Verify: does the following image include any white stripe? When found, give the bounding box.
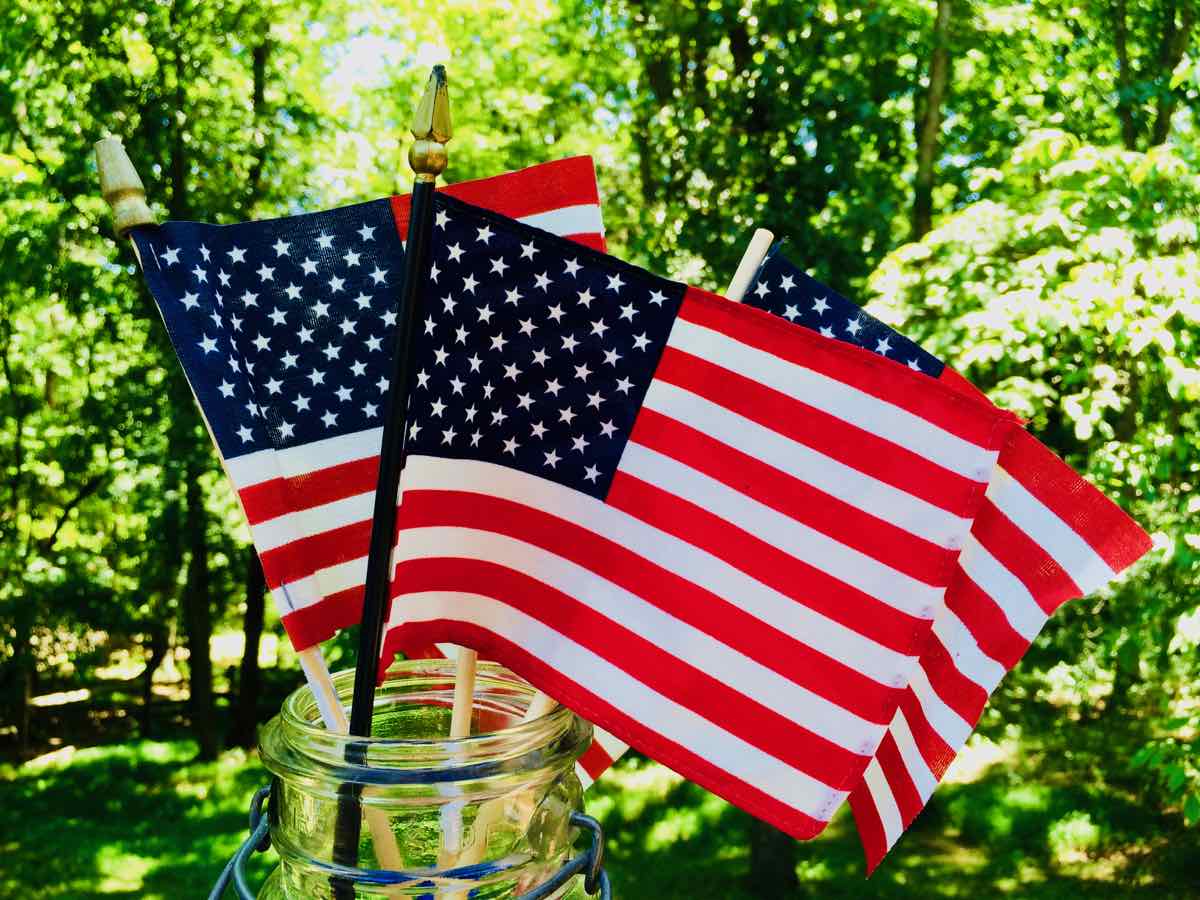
[405,456,914,687]
[394,525,886,755]
[250,491,374,552]
[888,710,938,801]
[517,204,604,239]
[621,442,945,621]
[592,730,630,761]
[575,765,595,789]
[643,379,969,548]
[957,535,1047,641]
[391,590,846,822]
[668,318,998,481]
[225,427,382,487]
[988,465,1117,593]
[861,758,903,848]
[931,608,1007,694]
[907,663,972,751]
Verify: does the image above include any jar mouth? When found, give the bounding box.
[261,659,591,788]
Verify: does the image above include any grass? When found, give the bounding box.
[2,737,1197,898]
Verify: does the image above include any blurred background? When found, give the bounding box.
[2,0,1199,896]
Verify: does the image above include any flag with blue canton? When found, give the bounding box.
[381,192,1028,846]
[128,158,610,652]
[742,246,1150,871]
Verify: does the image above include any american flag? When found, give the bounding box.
[131,156,632,791]
[378,193,1035,840]
[743,251,1152,869]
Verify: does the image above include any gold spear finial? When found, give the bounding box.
[94,137,156,237]
[408,65,451,184]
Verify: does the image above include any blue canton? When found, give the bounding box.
[132,200,406,459]
[404,195,685,499]
[745,250,945,378]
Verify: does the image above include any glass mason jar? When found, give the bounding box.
[256,660,594,898]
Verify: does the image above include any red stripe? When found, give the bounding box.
[919,633,989,727]
[849,788,890,873]
[259,519,372,590]
[279,584,364,651]
[608,472,933,660]
[381,619,832,840]
[678,288,1016,451]
[390,156,604,244]
[652,347,982,517]
[974,497,1081,615]
[238,455,379,525]
[399,488,901,725]
[897,688,955,780]
[630,407,952,587]
[577,740,615,782]
[389,556,871,790]
[1000,428,1150,573]
[875,732,923,826]
[944,572,1028,670]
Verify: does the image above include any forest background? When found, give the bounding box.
[2,0,1199,896]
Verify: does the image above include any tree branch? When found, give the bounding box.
[912,0,955,240]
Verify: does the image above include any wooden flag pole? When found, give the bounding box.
[95,137,405,877]
[725,227,775,301]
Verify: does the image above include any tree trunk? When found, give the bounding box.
[746,815,799,895]
[1112,0,1140,150]
[228,546,266,748]
[12,616,32,756]
[181,464,218,760]
[139,625,169,738]
[911,0,954,240]
[1150,1,1197,146]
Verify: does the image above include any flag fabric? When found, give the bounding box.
[743,251,1153,869]
[378,192,1033,840]
[131,157,605,652]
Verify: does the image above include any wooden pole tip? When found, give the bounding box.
[95,137,156,237]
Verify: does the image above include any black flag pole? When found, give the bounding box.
[331,65,451,889]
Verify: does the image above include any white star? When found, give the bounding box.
[265,377,283,395]
[467,354,483,373]
[301,258,318,275]
[516,393,534,411]
[462,273,478,294]
[572,434,590,453]
[269,308,287,327]
[491,333,508,352]
[209,311,222,329]
[309,369,326,386]
[476,224,494,244]
[281,351,299,368]
[619,303,636,322]
[531,421,548,439]
[252,333,270,352]
[321,410,338,428]
[377,377,389,393]
[783,304,800,321]
[876,337,892,355]
[632,333,650,351]
[236,425,254,442]
[430,263,440,283]
[349,292,370,310]
[340,319,358,337]
[181,291,200,310]
[199,245,210,261]
[365,335,383,352]
[317,233,334,250]
[547,304,565,323]
[381,310,397,327]
[488,257,509,278]
[520,240,538,260]
[603,348,622,366]
[586,391,604,409]
[279,421,295,439]
[606,273,624,292]
[343,248,361,267]
[417,370,431,389]
[449,376,466,395]
[465,405,478,423]
[447,244,464,263]
[198,334,219,354]
[313,300,330,318]
[408,420,421,439]
[162,246,181,265]
[441,426,457,445]
[599,420,617,438]
[218,270,231,287]
[455,325,469,344]
[907,359,922,372]
[240,289,258,307]
[322,342,340,361]
[846,317,863,337]
[564,258,581,277]
[780,274,796,292]
[503,362,521,381]
[478,305,494,324]
[574,362,592,381]
[576,288,594,308]
[648,289,666,306]
[559,406,577,425]
[534,272,551,291]
[363,401,379,417]
[442,295,457,314]
[490,407,506,425]
[753,280,770,298]
[545,378,562,396]
[518,318,536,337]
[544,449,561,468]
[615,376,633,394]
[293,394,312,414]
[369,266,387,285]
[531,348,549,366]
[433,346,449,366]
[358,223,376,241]
[229,315,243,332]
[430,398,447,418]
[350,360,367,377]
[812,296,830,315]
[272,237,290,257]
[229,246,247,264]
[434,210,449,228]
[819,325,835,338]
[192,265,208,283]
[504,286,522,305]
[470,430,482,447]
[285,283,302,301]
[218,380,235,398]
[503,436,520,455]
[583,464,601,483]
[335,385,352,402]
[328,274,345,293]
[590,319,608,337]
[561,334,579,353]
